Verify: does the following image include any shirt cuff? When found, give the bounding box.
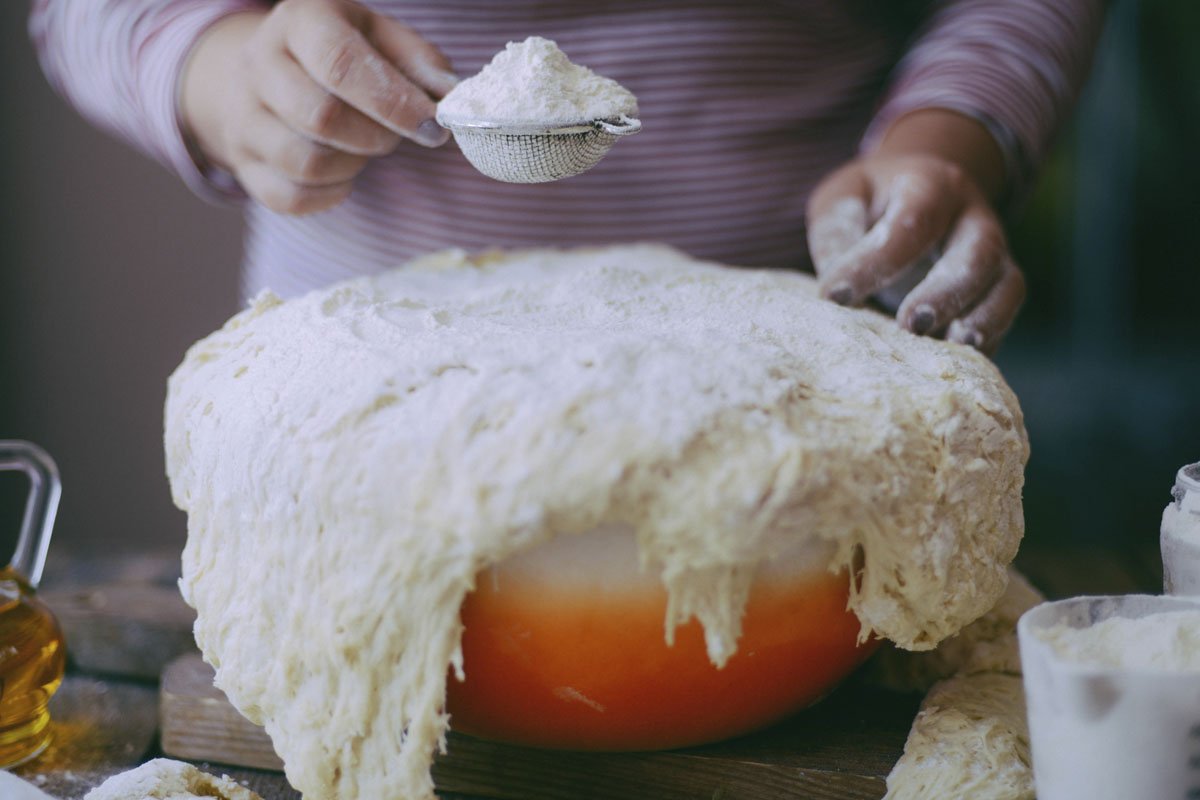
[142,1,265,205]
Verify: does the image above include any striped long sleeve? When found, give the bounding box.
[31,1,1106,298]
[30,0,263,201]
[863,0,1107,196]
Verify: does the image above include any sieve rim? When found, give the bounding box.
[440,120,593,136]
[436,114,641,138]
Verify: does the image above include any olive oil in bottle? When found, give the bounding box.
[0,441,66,768]
[0,566,64,767]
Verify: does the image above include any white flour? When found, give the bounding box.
[437,36,638,125]
[1035,610,1200,671]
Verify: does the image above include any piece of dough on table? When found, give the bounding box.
[884,673,1033,800]
[83,758,263,800]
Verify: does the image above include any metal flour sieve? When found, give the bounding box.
[437,115,642,184]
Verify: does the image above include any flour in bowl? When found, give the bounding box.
[1034,610,1200,671]
[437,36,638,125]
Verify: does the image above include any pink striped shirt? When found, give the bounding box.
[31,0,1104,300]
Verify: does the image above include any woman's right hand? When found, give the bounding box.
[180,0,458,215]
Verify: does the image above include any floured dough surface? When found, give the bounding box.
[884,673,1033,800]
[83,759,262,800]
[165,244,1027,800]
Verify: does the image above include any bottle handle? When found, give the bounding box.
[0,441,61,588]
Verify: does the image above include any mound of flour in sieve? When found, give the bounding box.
[437,36,638,125]
[165,244,1028,800]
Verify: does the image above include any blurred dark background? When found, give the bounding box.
[1,0,1196,568]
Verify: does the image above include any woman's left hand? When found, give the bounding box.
[805,111,1026,355]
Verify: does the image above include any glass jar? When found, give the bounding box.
[1161,462,1200,595]
[0,441,65,768]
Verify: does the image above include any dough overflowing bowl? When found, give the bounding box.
[164,245,1028,800]
[446,525,877,750]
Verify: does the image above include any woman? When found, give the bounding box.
[31,0,1104,352]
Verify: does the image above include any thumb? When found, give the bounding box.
[806,166,871,280]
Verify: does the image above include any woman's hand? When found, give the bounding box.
[180,0,458,215]
[806,110,1026,354]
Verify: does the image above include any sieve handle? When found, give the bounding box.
[595,115,642,136]
[0,440,61,588]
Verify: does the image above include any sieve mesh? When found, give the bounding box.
[440,116,642,184]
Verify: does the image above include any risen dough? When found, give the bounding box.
[165,245,1027,800]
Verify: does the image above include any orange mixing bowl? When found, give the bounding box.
[446,526,878,750]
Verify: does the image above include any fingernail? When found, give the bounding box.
[826,283,855,306]
[949,323,984,349]
[910,305,936,335]
[414,118,449,147]
[438,69,461,86]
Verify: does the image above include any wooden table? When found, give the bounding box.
[12,545,1162,800]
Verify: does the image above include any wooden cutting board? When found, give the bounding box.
[161,653,918,800]
[42,583,198,680]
